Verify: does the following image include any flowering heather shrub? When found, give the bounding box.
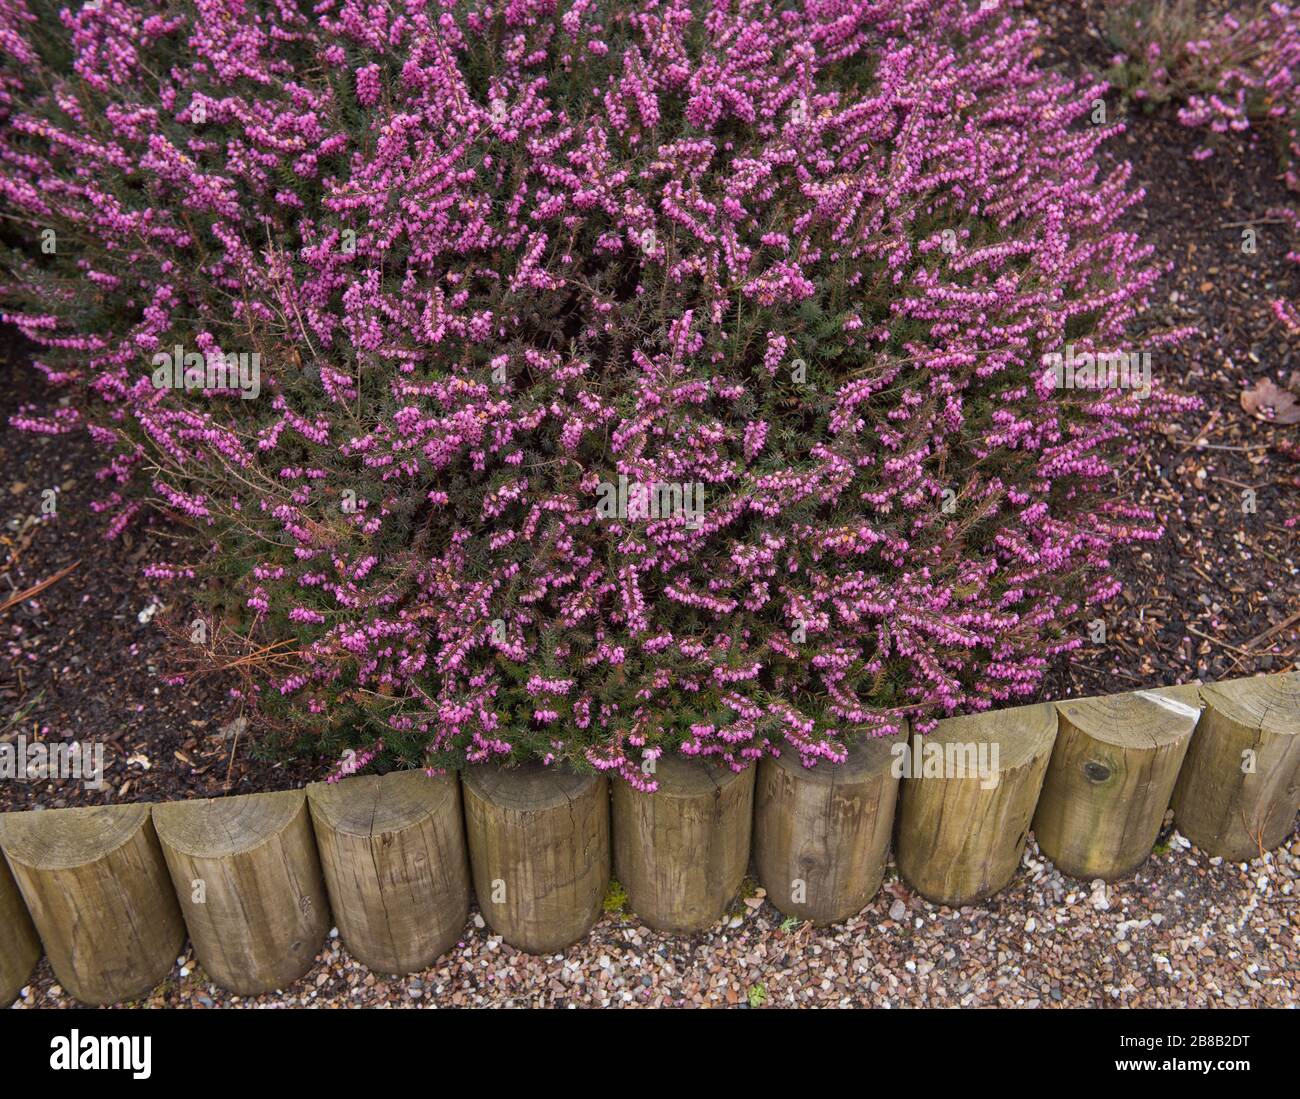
[0,0,1193,783]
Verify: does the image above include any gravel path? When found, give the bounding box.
[11,819,1297,1009]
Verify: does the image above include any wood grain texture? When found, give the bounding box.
[1033,684,1201,881]
[0,803,184,1004]
[308,770,470,974]
[1171,673,1300,861]
[754,730,904,924]
[0,852,41,1007]
[462,762,609,954]
[153,790,330,995]
[612,755,755,933]
[897,703,1057,906]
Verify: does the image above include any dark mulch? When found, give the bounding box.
[1035,5,1300,701]
[0,336,317,812]
[1,3,1296,811]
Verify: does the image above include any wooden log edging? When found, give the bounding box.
[0,803,184,1005]
[462,761,609,954]
[1171,673,1300,861]
[0,849,42,1007]
[153,790,330,996]
[754,730,903,924]
[1033,684,1201,881]
[613,755,755,933]
[896,702,1057,906]
[308,770,470,975]
[0,671,1294,1003]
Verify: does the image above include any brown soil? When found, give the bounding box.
[0,336,317,811]
[1033,1,1300,702]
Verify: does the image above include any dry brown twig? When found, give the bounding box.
[0,559,80,616]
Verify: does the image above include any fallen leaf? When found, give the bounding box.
[1241,378,1300,424]
[217,716,248,742]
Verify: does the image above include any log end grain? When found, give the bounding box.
[1199,673,1299,739]
[0,803,183,1005]
[0,801,154,868]
[897,702,1056,906]
[1034,686,1200,881]
[308,769,458,835]
[153,790,329,996]
[153,788,308,858]
[463,759,599,811]
[755,729,905,924]
[308,770,471,973]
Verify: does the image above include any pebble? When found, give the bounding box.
[1090,880,1111,911]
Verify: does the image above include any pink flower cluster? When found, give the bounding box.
[0,0,1192,783]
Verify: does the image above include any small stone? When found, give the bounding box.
[1090,880,1110,911]
[889,899,906,921]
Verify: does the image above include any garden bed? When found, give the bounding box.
[0,0,1296,1015]
[3,88,1295,810]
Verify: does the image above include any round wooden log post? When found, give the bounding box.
[462,762,609,954]
[153,790,330,995]
[0,854,41,1007]
[896,703,1057,906]
[1171,674,1300,861]
[612,755,756,933]
[308,770,471,974]
[754,731,904,924]
[0,804,184,1005]
[1033,685,1201,881]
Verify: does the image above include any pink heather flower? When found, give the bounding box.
[355,63,382,107]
